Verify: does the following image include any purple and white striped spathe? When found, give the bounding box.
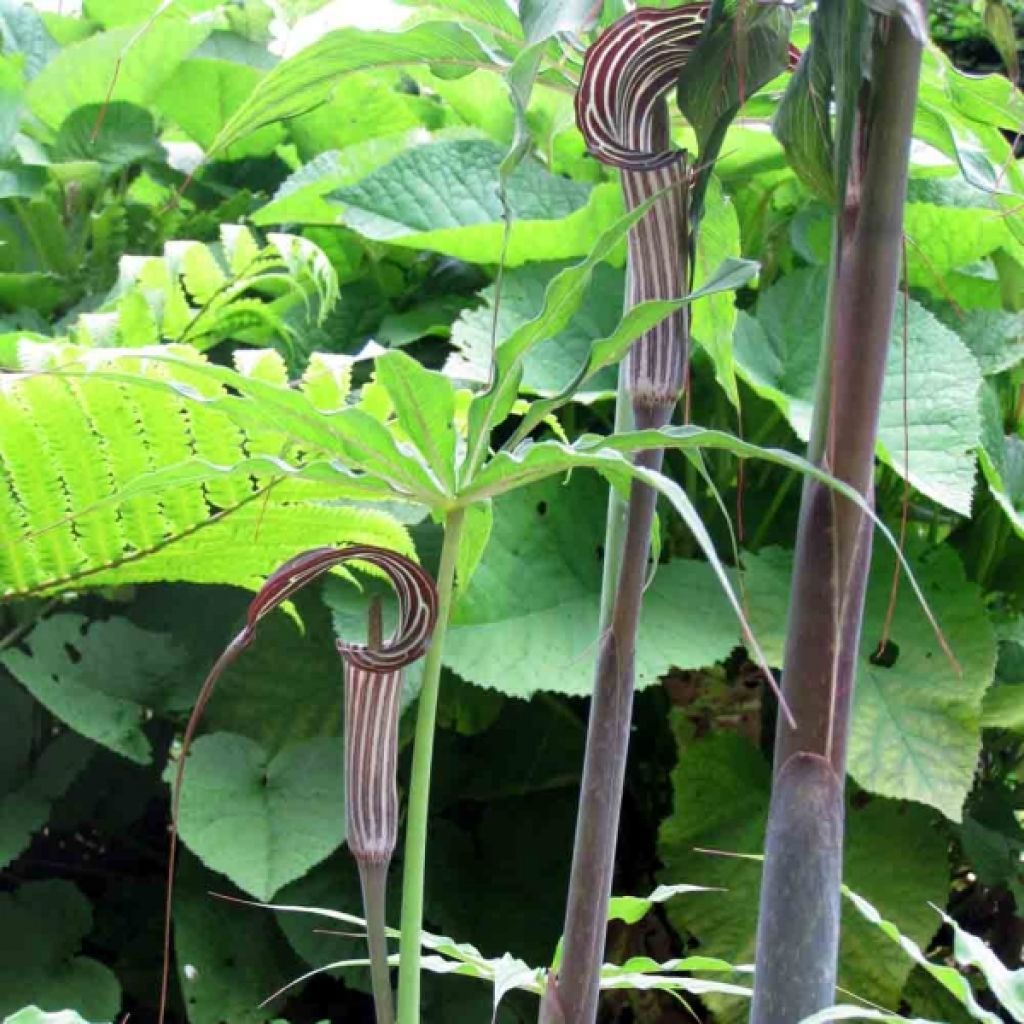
[344,662,402,863]
[246,544,439,672]
[576,6,706,409]
[574,4,708,172]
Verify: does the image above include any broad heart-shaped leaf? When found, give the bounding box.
[2,614,187,765]
[733,266,983,515]
[929,303,1024,377]
[0,880,120,1021]
[208,21,498,158]
[331,140,625,267]
[173,854,302,1024]
[52,102,163,171]
[443,473,739,696]
[656,728,950,1024]
[374,350,458,494]
[449,261,624,398]
[172,733,345,902]
[742,544,995,821]
[26,21,209,130]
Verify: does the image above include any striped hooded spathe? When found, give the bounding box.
[575,4,708,413]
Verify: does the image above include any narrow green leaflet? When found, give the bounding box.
[2,614,186,764]
[374,350,458,494]
[733,267,983,514]
[743,545,995,821]
[450,261,623,397]
[463,194,655,472]
[331,139,624,266]
[506,259,759,445]
[208,22,498,157]
[842,887,1001,1024]
[172,733,346,902]
[444,474,739,696]
[0,881,120,1022]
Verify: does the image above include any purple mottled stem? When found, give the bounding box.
[752,7,926,1021]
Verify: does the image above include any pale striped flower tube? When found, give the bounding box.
[343,660,402,863]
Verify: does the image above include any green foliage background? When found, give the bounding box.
[0,1,1022,1022]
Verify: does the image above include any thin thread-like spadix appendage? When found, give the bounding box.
[344,661,402,864]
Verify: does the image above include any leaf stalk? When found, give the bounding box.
[395,506,466,1024]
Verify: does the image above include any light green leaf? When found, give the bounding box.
[172,733,346,901]
[691,177,745,406]
[0,881,120,1021]
[154,58,286,161]
[2,614,186,764]
[209,21,497,157]
[656,728,950,1024]
[940,907,1024,1018]
[285,70,436,163]
[26,21,209,130]
[444,473,739,696]
[733,267,983,514]
[743,545,996,820]
[332,139,623,267]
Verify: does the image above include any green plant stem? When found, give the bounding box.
[359,860,395,1024]
[751,7,926,1022]
[396,506,466,1024]
[550,404,670,1024]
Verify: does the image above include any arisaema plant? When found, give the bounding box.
[159,545,439,1024]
